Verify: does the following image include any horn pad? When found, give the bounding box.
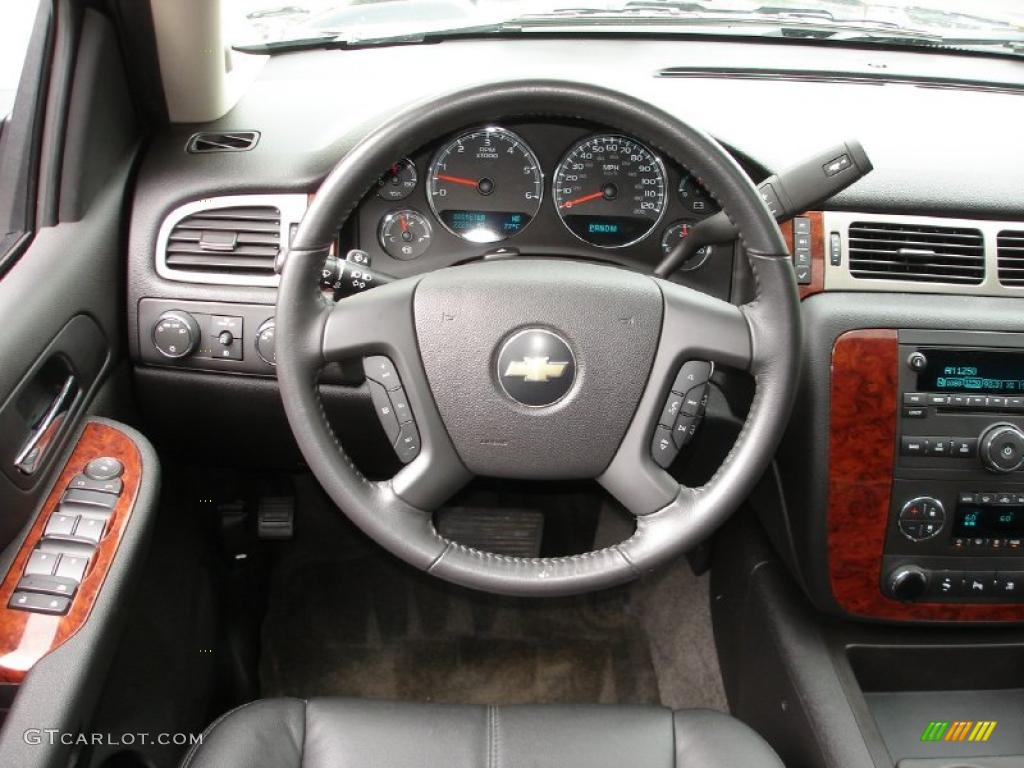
[413,259,662,478]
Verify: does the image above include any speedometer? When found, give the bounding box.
[427,127,543,243]
[553,134,667,247]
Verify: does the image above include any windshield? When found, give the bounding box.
[228,0,1024,51]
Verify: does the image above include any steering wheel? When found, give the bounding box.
[276,81,800,597]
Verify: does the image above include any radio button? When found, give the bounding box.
[968,395,988,408]
[990,396,1008,409]
[903,392,927,406]
[902,407,926,419]
[928,394,950,406]
[1009,397,1024,411]
[951,395,968,407]
[980,423,1024,473]
[950,437,978,458]
[901,437,926,456]
[926,438,951,457]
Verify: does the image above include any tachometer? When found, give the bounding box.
[553,134,667,247]
[427,127,543,243]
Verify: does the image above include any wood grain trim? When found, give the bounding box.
[827,330,1024,621]
[0,423,141,683]
[779,210,825,300]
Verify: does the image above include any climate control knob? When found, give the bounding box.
[888,565,928,602]
[152,311,199,359]
[980,423,1024,473]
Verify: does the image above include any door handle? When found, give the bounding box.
[13,374,78,475]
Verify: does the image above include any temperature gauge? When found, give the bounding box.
[660,221,711,271]
[379,209,432,260]
[377,158,418,201]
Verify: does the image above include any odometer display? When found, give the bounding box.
[553,135,667,247]
[427,127,543,243]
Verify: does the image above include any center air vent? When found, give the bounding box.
[166,206,281,277]
[997,231,1024,287]
[187,131,260,153]
[847,221,984,284]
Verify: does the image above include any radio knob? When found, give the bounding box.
[980,423,1024,473]
[888,565,929,602]
[152,311,199,359]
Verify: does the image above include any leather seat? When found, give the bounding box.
[182,698,784,768]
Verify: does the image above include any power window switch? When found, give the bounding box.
[8,591,70,615]
[55,553,90,583]
[68,474,123,495]
[61,488,117,510]
[44,512,79,538]
[72,517,106,544]
[25,550,60,577]
[17,574,79,598]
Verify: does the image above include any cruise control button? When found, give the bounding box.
[659,393,685,427]
[363,356,401,390]
[84,457,123,481]
[367,380,401,444]
[394,422,421,464]
[8,591,70,615]
[672,361,711,394]
[68,474,123,495]
[651,426,679,469]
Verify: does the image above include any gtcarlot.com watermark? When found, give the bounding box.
[24,730,202,747]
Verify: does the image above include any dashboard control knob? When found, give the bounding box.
[888,565,928,602]
[907,351,928,372]
[152,311,199,359]
[980,423,1024,473]
[256,319,276,366]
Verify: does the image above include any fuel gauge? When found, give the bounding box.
[379,209,432,260]
[377,159,418,201]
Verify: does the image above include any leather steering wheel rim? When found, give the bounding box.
[275,80,801,597]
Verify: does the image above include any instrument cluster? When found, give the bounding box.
[350,121,729,283]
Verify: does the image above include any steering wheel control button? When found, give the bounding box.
[681,384,709,417]
[496,329,576,408]
[899,497,944,541]
[672,360,711,394]
[84,457,123,481]
[367,381,401,445]
[364,356,401,391]
[394,422,421,464]
[659,394,684,428]
[69,474,123,495]
[388,387,413,424]
[672,415,701,450]
[651,426,680,469]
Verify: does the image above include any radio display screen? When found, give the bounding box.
[917,349,1024,395]
[955,504,1024,538]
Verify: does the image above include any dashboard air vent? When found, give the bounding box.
[997,231,1024,287]
[847,221,984,284]
[187,131,259,153]
[165,206,280,276]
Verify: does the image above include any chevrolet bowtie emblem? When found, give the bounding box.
[504,356,570,383]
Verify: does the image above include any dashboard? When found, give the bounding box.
[125,35,1024,624]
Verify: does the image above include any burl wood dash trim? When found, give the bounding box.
[0,422,141,683]
[779,210,825,300]
[827,330,1024,621]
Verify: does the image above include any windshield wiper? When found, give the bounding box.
[232,5,1024,55]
